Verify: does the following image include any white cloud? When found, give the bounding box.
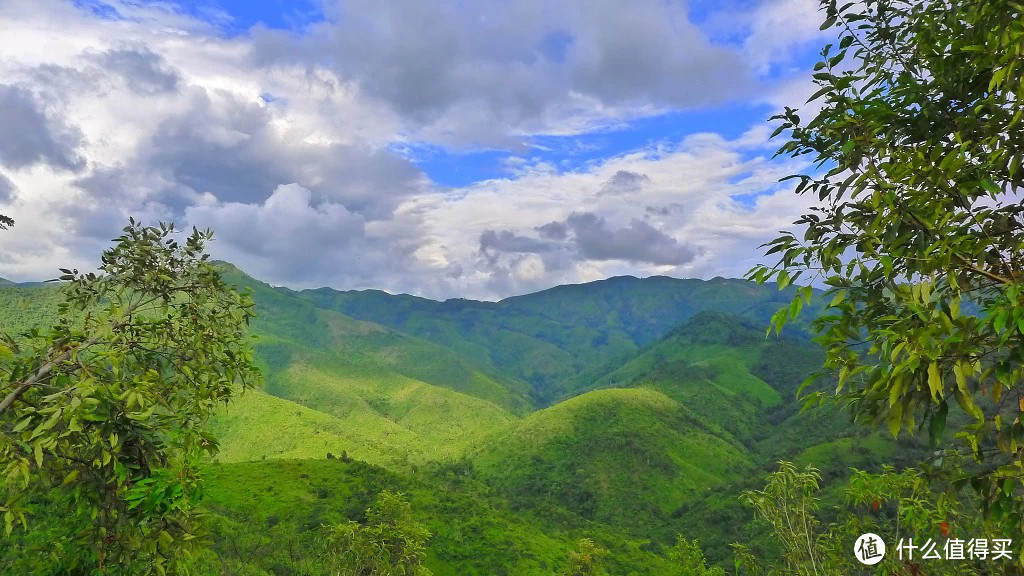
[0,0,824,299]
[743,0,827,75]
[395,129,815,299]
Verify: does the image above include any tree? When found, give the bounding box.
[0,220,259,574]
[749,0,1024,538]
[317,490,432,576]
[734,462,989,576]
[0,213,12,230]
[562,538,609,576]
[667,536,724,576]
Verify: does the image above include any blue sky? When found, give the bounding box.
[0,0,830,298]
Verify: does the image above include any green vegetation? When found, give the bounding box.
[193,458,685,576]
[733,462,1006,575]
[317,490,432,576]
[473,387,751,530]
[302,275,819,405]
[0,260,901,574]
[0,222,258,574]
[751,0,1024,549]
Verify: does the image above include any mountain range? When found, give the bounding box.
[0,264,906,575]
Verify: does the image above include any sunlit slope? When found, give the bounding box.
[217,263,534,414]
[256,351,516,463]
[591,312,791,443]
[471,387,751,530]
[208,382,517,469]
[207,388,431,468]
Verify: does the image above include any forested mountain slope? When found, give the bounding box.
[0,264,888,575]
[296,274,818,404]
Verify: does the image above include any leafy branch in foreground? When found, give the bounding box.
[735,462,995,576]
[0,220,259,574]
[748,0,1024,543]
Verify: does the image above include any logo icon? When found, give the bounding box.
[855,533,886,565]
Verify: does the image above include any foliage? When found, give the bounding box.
[0,213,12,230]
[0,221,259,574]
[749,0,1024,539]
[666,536,724,576]
[192,458,682,576]
[318,490,432,576]
[562,538,609,576]
[739,462,828,575]
[734,462,996,576]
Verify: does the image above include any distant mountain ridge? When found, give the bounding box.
[294,273,819,404]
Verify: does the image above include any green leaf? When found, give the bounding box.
[927,362,943,400]
[777,271,791,290]
[954,390,983,422]
[888,403,904,437]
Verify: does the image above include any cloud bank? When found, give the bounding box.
[0,0,824,299]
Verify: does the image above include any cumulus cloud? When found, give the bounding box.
[743,0,826,74]
[0,84,84,171]
[484,212,699,266]
[252,0,758,146]
[600,170,650,195]
[88,46,181,95]
[563,212,699,265]
[0,0,823,299]
[479,229,553,260]
[140,87,423,215]
[536,221,569,240]
[185,184,365,281]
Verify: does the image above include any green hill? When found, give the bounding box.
[217,263,534,415]
[471,387,752,531]
[590,312,790,444]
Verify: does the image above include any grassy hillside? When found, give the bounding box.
[471,387,752,532]
[196,458,683,576]
[250,354,516,465]
[218,263,534,415]
[207,389,431,468]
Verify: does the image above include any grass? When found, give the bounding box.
[198,458,681,576]
[471,387,753,531]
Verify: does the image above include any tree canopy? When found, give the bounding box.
[0,220,259,574]
[750,0,1024,539]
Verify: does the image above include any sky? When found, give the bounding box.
[0,0,832,300]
